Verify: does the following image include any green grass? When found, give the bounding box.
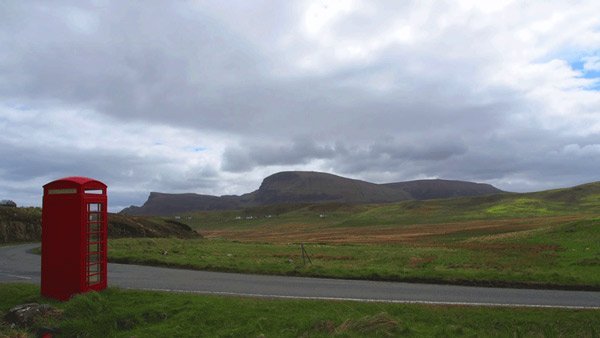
[1,284,599,337]
[108,217,600,288]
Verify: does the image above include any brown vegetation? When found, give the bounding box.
[201,215,582,245]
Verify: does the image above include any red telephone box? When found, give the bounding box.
[41,177,108,300]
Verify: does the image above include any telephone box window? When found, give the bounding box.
[88,213,101,222]
[86,201,104,286]
[88,243,100,253]
[87,254,100,264]
[88,274,100,284]
[88,233,100,242]
[48,188,77,195]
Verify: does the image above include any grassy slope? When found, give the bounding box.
[1,284,599,337]
[107,183,600,288]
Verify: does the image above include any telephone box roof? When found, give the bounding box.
[43,176,107,188]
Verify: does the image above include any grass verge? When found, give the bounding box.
[1,283,599,337]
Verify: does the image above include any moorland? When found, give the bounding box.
[109,181,600,289]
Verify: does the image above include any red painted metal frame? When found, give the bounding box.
[41,177,108,301]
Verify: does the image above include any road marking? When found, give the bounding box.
[129,287,600,310]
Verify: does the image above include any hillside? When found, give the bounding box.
[0,207,199,244]
[121,171,502,216]
[384,179,502,200]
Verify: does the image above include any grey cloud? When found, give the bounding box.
[0,1,598,207]
[222,135,468,174]
[0,138,223,209]
[0,0,515,142]
[368,138,468,161]
[0,1,265,123]
[222,138,337,172]
[327,130,600,191]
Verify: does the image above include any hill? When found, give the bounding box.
[0,207,199,244]
[121,171,502,216]
[384,179,502,200]
[251,171,411,204]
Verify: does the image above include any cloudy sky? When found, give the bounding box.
[1,0,599,211]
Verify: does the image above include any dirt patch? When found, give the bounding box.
[202,216,583,245]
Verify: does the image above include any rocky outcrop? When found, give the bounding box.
[4,303,62,328]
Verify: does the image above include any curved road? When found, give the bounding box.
[1,243,599,309]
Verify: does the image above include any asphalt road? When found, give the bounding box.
[2,243,599,309]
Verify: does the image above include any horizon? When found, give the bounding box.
[1,1,599,211]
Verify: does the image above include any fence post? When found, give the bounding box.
[301,243,312,265]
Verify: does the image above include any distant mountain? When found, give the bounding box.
[251,171,411,204]
[120,171,503,216]
[120,193,243,216]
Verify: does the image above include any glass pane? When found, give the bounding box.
[88,203,101,212]
[88,264,100,273]
[87,254,100,264]
[88,223,100,232]
[88,233,99,242]
[88,243,100,253]
[48,188,77,195]
[88,213,101,222]
[88,274,100,283]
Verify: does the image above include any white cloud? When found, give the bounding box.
[583,56,600,72]
[1,1,599,209]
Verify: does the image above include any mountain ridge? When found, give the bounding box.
[120,171,503,216]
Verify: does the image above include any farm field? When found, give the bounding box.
[109,183,600,288]
[1,283,599,337]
